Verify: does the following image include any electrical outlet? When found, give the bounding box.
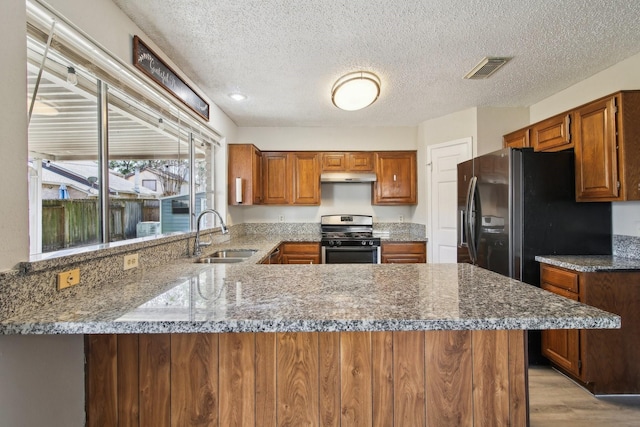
[279,215,285,222]
[57,268,80,290]
[124,253,139,270]
[399,215,404,223]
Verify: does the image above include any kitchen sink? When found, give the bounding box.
[195,249,258,264]
[209,249,258,258]
[196,257,245,264]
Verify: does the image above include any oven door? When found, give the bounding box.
[321,246,380,264]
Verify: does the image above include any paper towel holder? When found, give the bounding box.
[235,177,243,204]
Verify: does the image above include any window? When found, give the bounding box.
[26,0,221,255]
[141,180,157,191]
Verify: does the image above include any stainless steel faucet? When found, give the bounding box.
[194,209,228,256]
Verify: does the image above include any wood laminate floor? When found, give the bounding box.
[529,366,640,426]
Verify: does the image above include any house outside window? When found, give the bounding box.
[26,1,221,255]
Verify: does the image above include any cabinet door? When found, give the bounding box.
[540,265,581,377]
[373,152,417,205]
[531,113,572,152]
[228,144,262,205]
[348,152,374,171]
[574,95,619,201]
[291,152,320,205]
[252,146,263,204]
[321,152,347,171]
[262,152,290,204]
[381,242,426,263]
[280,242,320,264]
[503,127,530,148]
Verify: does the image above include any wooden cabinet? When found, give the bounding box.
[540,263,640,394]
[291,152,321,205]
[381,242,426,263]
[503,127,530,148]
[262,152,320,205]
[321,152,374,172]
[373,151,417,205]
[262,152,290,204]
[531,113,572,152]
[540,265,581,377]
[228,144,263,205]
[231,149,417,207]
[574,91,640,201]
[280,242,320,264]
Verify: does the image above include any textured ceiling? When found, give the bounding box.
[111,0,640,127]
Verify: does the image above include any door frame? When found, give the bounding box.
[426,137,473,263]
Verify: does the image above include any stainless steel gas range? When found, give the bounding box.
[320,214,381,264]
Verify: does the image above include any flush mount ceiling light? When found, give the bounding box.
[331,71,381,111]
[229,93,247,101]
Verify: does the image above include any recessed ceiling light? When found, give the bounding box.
[229,93,247,101]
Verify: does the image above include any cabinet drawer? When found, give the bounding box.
[531,113,572,152]
[540,264,579,293]
[381,242,425,254]
[280,242,320,254]
[541,282,579,301]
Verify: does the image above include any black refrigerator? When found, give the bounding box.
[457,147,612,364]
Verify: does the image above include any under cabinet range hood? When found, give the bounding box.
[320,172,377,183]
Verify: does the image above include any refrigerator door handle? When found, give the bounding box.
[465,176,478,264]
[458,209,467,247]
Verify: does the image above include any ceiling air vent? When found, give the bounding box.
[464,57,511,79]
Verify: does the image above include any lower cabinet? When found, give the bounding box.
[280,242,320,264]
[381,242,426,263]
[540,263,640,394]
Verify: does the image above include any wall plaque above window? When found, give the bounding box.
[133,35,209,121]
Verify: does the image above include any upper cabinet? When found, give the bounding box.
[373,151,417,205]
[230,149,417,206]
[321,152,374,172]
[228,144,263,205]
[531,113,572,152]
[502,90,640,202]
[574,91,640,201]
[262,151,291,204]
[262,151,321,205]
[503,127,530,148]
[291,152,321,205]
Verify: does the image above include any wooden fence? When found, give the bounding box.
[42,199,160,252]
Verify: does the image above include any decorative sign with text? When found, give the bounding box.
[133,35,209,121]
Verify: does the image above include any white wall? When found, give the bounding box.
[1,0,28,272]
[231,126,419,225]
[476,107,529,156]
[529,51,640,237]
[415,107,529,225]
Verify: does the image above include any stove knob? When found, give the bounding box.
[336,240,342,246]
[361,240,366,246]
[368,240,374,246]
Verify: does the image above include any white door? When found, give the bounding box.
[427,138,473,263]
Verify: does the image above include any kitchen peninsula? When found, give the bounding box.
[0,238,619,427]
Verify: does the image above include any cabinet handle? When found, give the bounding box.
[393,174,397,182]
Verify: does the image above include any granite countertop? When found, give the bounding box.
[536,255,640,272]
[0,251,619,335]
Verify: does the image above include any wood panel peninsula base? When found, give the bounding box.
[86,330,527,427]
